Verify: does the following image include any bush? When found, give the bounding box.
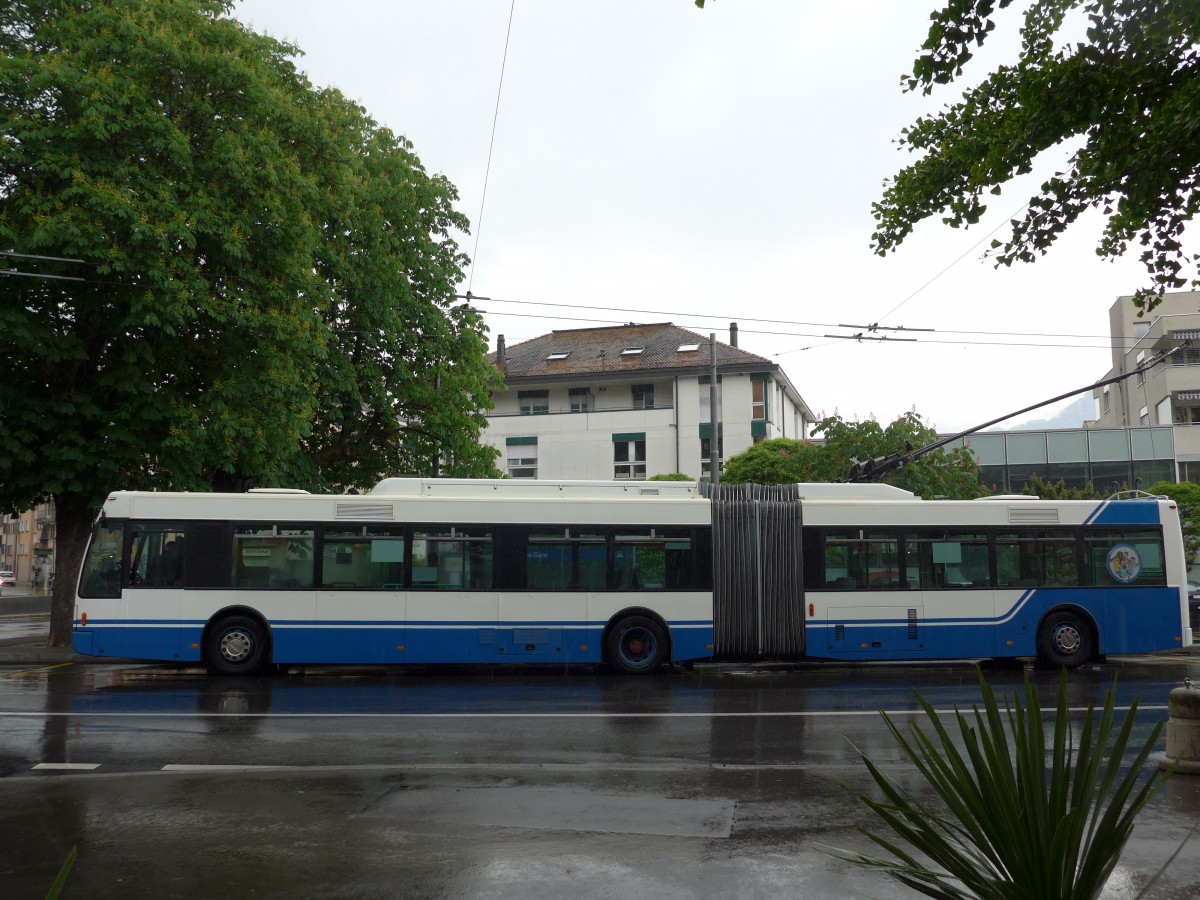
[824,670,1176,899]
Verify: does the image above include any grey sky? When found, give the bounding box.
[233,1,1154,434]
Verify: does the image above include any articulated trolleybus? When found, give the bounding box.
[73,479,1191,674]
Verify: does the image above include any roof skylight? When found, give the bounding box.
[546,351,571,361]
[621,347,645,356]
[677,343,700,352]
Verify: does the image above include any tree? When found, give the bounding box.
[721,438,843,485]
[1019,473,1105,500]
[1147,480,1200,563]
[872,1,1200,310]
[819,411,986,499]
[720,412,986,499]
[0,0,498,645]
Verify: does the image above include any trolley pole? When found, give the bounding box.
[709,333,720,485]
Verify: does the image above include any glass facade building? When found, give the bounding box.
[941,427,1176,494]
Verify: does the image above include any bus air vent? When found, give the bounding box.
[908,609,918,640]
[1008,508,1059,524]
[335,503,395,520]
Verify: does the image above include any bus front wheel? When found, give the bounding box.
[605,616,667,675]
[206,615,269,676]
[1036,610,1094,669]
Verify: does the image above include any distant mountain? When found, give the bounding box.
[991,395,1097,432]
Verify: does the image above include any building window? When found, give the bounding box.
[518,390,549,415]
[506,438,538,477]
[1156,397,1171,426]
[569,387,594,413]
[1139,406,1150,426]
[1135,350,1146,385]
[1175,406,1200,424]
[632,383,654,410]
[1102,386,1110,412]
[613,436,646,480]
[700,436,724,479]
[752,379,770,421]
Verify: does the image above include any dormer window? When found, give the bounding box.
[621,347,644,356]
[546,351,570,361]
[678,343,699,353]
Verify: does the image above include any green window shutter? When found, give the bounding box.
[698,423,724,439]
[612,432,646,443]
[751,420,767,437]
[750,372,771,382]
[506,436,538,446]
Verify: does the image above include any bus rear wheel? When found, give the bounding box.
[1036,610,1094,669]
[605,615,667,675]
[206,615,269,676]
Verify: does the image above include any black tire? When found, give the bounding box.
[1036,609,1094,669]
[205,614,270,675]
[605,615,668,675]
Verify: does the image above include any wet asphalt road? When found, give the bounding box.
[3,659,1200,898]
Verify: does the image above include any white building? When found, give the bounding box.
[1093,290,1200,482]
[484,322,814,481]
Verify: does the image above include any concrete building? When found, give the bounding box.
[483,322,814,481]
[0,499,55,588]
[1093,290,1200,482]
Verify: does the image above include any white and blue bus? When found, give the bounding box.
[72,479,1191,674]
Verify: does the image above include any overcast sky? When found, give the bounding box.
[232,0,1157,434]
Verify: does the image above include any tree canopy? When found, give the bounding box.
[0,0,498,642]
[1147,480,1200,563]
[872,0,1200,310]
[722,412,986,499]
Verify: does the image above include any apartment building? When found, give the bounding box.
[483,322,814,481]
[1093,290,1200,482]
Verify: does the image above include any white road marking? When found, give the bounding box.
[0,705,1171,719]
[33,763,101,770]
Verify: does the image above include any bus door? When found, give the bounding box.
[909,531,993,659]
[123,522,188,660]
[820,530,924,656]
[407,528,497,664]
[317,526,407,664]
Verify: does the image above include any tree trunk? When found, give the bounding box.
[47,494,97,647]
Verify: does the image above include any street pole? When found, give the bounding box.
[709,333,720,485]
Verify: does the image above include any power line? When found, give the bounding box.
[473,294,1118,342]
[467,0,516,295]
[473,307,1146,352]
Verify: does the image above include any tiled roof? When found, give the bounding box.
[491,323,774,381]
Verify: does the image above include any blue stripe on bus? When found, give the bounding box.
[1085,500,1162,526]
[808,586,1180,662]
[75,619,716,667]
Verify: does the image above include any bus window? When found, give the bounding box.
[321,526,405,589]
[413,528,493,589]
[820,529,901,590]
[527,529,605,590]
[127,523,187,588]
[908,531,989,589]
[233,525,315,589]
[79,520,125,599]
[1084,529,1165,586]
[613,529,701,591]
[995,529,1078,588]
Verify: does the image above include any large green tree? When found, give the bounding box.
[721,412,986,499]
[0,0,497,645]
[872,0,1200,310]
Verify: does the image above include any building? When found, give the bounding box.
[483,322,814,481]
[1093,290,1200,482]
[0,498,55,588]
[939,426,1176,494]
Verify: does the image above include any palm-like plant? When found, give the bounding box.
[826,669,1175,899]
